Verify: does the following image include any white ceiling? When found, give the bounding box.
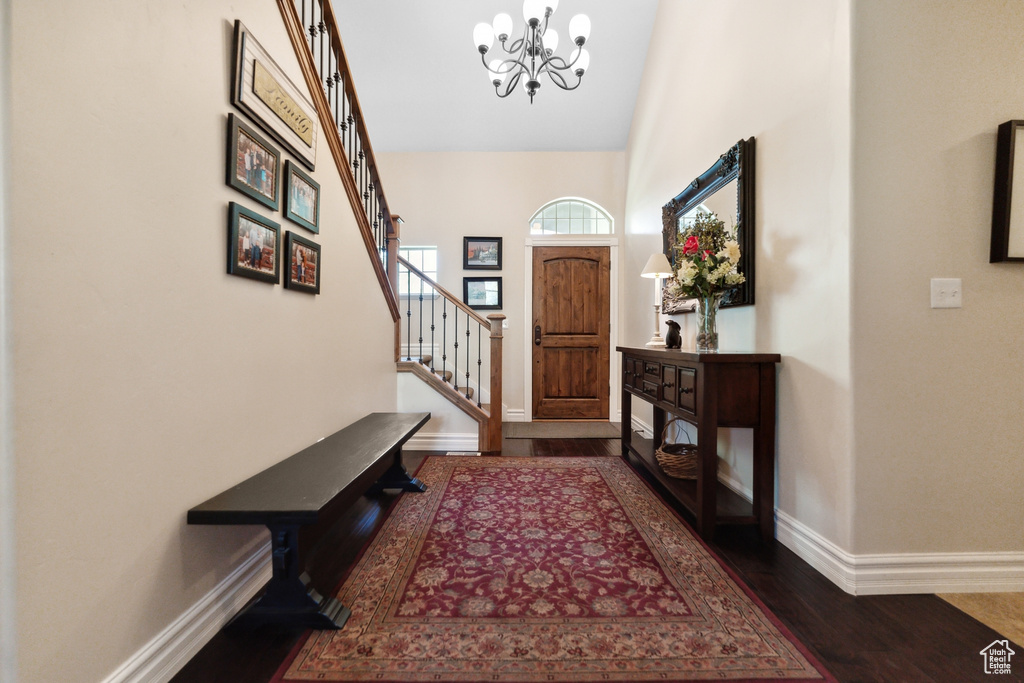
[330,0,659,153]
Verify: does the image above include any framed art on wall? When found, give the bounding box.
[228,202,280,284]
[232,20,318,171]
[226,113,280,211]
[285,231,321,294]
[463,236,502,270]
[283,161,320,233]
[463,277,502,310]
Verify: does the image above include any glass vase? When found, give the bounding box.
[696,292,725,352]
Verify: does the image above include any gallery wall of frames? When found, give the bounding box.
[225,20,322,295]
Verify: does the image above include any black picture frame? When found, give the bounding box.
[662,137,756,313]
[226,113,280,211]
[463,236,502,270]
[284,231,321,294]
[283,161,320,234]
[463,277,502,310]
[991,120,1024,262]
[228,202,280,284]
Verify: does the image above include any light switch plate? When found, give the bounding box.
[930,278,962,308]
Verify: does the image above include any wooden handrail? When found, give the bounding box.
[396,256,490,328]
[276,0,400,322]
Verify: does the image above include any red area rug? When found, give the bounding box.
[274,457,832,682]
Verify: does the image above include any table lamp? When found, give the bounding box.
[640,252,674,347]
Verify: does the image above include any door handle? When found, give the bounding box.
[534,325,542,346]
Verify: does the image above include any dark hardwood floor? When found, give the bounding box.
[171,436,1021,682]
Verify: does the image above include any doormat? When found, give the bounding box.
[503,421,620,439]
[273,456,833,682]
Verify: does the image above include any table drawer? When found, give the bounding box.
[643,360,661,382]
[677,367,697,413]
[623,358,642,389]
[641,380,661,402]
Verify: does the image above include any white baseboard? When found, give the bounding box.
[776,510,1024,595]
[504,409,526,423]
[101,542,271,683]
[406,432,478,452]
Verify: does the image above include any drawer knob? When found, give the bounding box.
[680,388,694,394]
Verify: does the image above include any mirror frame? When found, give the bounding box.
[990,120,1024,262]
[661,137,756,313]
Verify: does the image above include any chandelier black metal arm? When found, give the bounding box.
[474,2,591,103]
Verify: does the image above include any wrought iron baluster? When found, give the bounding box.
[430,289,436,372]
[465,317,471,399]
[442,300,448,382]
[453,311,459,392]
[418,277,424,363]
[477,321,483,407]
[307,0,317,53]
[405,264,412,361]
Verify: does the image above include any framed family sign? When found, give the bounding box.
[232,20,318,170]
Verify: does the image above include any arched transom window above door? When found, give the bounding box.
[529,198,613,235]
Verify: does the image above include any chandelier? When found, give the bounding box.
[473,0,591,103]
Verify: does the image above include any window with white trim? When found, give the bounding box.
[398,246,437,296]
[529,197,613,235]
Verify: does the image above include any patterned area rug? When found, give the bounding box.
[274,457,832,682]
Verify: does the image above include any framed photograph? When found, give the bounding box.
[463,277,502,310]
[228,202,280,284]
[226,113,280,211]
[463,236,502,270]
[285,231,321,294]
[232,20,318,171]
[283,161,320,233]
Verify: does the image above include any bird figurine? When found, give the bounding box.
[665,320,681,349]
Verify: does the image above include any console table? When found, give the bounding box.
[618,346,781,541]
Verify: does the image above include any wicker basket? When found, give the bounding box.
[655,418,698,479]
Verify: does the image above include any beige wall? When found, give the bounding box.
[377,151,626,417]
[10,1,397,681]
[850,0,1024,554]
[625,1,854,546]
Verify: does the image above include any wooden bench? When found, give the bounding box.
[187,412,430,629]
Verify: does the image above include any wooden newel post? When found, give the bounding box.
[483,313,506,453]
[388,215,402,362]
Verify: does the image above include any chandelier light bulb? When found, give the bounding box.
[546,0,559,13]
[522,0,545,25]
[489,59,508,84]
[571,46,590,75]
[492,13,513,41]
[569,14,591,45]
[474,22,495,52]
[543,28,559,54]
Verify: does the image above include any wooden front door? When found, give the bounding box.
[532,246,610,419]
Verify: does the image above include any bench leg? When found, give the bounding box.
[235,525,351,629]
[368,447,426,493]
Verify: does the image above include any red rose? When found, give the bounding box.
[682,235,700,256]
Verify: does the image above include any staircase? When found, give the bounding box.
[276,0,504,451]
[393,253,505,451]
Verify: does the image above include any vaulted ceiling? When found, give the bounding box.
[331,0,659,152]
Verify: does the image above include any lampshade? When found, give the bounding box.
[640,253,673,279]
[492,13,513,39]
[542,28,559,54]
[474,22,495,51]
[569,13,591,44]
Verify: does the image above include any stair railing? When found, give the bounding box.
[277,0,399,320]
[396,256,503,418]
